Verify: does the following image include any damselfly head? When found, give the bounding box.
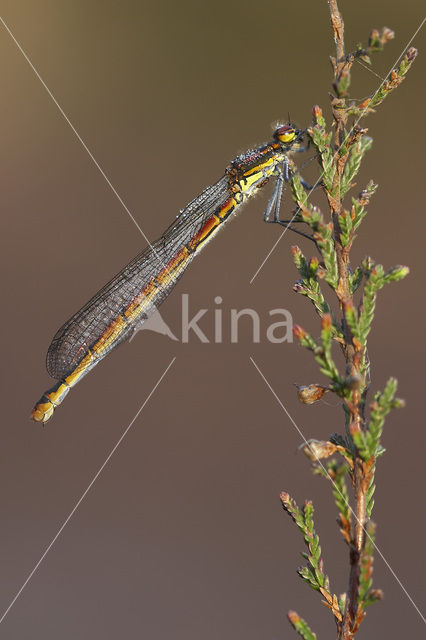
[273,124,302,146]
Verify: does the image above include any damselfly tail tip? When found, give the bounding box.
[31,380,71,424]
[31,398,54,424]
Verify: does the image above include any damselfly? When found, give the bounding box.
[31,123,308,424]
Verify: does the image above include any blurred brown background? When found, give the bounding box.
[0,1,424,637]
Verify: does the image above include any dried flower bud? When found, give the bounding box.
[287,611,301,625]
[368,28,380,47]
[351,125,368,142]
[322,314,332,330]
[293,281,304,294]
[389,265,409,281]
[358,190,368,203]
[295,383,328,404]
[293,325,307,340]
[358,98,370,110]
[280,491,290,506]
[301,439,337,461]
[406,47,418,62]
[312,105,323,118]
[382,27,395,42]
[393,398,406,409]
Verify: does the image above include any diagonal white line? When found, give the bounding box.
[250,356,426,625]
[355,58,386,83]
[249,15,426,284]
[249,227,288,285]
[0,356,176,625]
[0,15,162,260]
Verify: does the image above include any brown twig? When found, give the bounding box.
[327,2,367,638]
[328,0,345,63]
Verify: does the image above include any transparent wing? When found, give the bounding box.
[47,175,231,379]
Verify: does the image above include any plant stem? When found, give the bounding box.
[328,0,345,63]
[286,4,414,638]
[327,2,367,638]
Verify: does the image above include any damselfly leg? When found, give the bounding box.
[263,159,317,245]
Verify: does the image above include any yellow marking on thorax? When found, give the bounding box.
[242,156,277,178]
[238,157,281,194]
[238,170,266,193]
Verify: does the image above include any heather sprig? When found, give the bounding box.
[287,611,317,640]
[281,1,416,638]
[280,493,343,624]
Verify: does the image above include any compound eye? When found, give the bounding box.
[274,125,296,143]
